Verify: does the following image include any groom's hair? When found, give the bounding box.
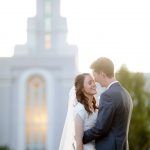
[90,57,114,78]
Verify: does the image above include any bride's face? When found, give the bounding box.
[82,75,97,95]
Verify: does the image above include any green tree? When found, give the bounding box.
[116,65,150,150]
[0,146,10,150]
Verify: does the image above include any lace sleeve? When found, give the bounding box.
[74,103,85,150]
[74,103,86,121]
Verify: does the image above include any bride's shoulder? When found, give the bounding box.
[74,102,87,120]
[75,102,84,110]
[74,102,86,113]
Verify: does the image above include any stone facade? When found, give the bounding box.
[0,0,77,149]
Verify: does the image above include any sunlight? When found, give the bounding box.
[0,0,36,57]
[61,0,150,73]
[0,0,150,72]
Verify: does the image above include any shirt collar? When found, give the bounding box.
[106,80,119,90]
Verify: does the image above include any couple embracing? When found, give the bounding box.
[59,57,133,150]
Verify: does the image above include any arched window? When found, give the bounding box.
[25,75,47,150]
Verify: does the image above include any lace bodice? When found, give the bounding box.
[74,103,97,150]
[74,103,97,130]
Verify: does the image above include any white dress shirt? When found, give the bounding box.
[106,81,119,90]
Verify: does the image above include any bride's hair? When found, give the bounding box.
[74,73,98,114]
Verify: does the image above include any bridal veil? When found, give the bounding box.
[59,86,77,150]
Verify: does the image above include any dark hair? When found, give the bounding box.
[90,57,114,78]
[74,73,98,114]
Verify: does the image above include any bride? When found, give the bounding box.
[59,73,98,150]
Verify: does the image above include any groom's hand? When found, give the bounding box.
[82,129,94,144]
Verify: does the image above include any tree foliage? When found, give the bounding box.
[0,146,10,150]
[116,65,150,150]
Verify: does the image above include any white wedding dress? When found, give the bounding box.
[74,102,97,150]
[59,87,98,150]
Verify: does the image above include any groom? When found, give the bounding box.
[83,57,133,150]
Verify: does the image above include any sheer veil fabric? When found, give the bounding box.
[59,86,77,150]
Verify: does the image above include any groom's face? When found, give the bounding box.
[92,70,105,87]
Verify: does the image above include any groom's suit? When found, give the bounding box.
[83,82,133,150]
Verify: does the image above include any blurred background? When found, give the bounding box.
[0,0,150,150]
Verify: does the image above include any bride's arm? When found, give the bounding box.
[74,114,84,150]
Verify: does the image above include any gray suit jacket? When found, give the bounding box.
[83,82,133,150]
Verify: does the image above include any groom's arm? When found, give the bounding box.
[83,93,115,144]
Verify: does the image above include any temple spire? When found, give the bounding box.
[14,0,69,56]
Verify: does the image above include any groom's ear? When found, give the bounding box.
[99,71,103,75]
[101,71,106,78]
